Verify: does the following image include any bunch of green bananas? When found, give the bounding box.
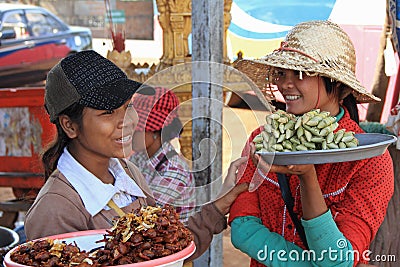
[253,109,358,152]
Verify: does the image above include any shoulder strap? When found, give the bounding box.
[154,150,178,171]
[277,173,309,249]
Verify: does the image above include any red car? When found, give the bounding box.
[0,3,92,88]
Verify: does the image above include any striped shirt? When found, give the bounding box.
[130,142,196,224]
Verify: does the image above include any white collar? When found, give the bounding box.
[58,148,146,216]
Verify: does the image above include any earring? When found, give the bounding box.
[299,70,303,80]
[153,134,157,140]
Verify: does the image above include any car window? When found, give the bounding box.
[26,11,64,37]
[1,11,29,39]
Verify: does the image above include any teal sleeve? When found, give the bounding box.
[302,210,354,266]
[231,212,354,266]
[231,216,315,266]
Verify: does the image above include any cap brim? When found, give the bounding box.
[135,82,155,95]
[79,78,155,110]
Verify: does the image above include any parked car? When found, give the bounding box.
[0,3,92,87]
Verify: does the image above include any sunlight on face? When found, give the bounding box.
[273,68,339,115]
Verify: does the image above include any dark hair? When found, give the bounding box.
[41,103,85,180]
[160,117,184,143]
[323,77,359,124]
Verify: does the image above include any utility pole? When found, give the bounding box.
[192,0,224,267]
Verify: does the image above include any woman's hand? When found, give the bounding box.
[250,142,326,219]
[249,142,316,178]
[214,157,249,215]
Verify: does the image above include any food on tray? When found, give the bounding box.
[10,239,93,266]
[253,109,358,152]
[94,204,193,265]
[10,204,193,266]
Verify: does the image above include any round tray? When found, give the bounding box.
[257,133,397,165]
[4,229,196,267]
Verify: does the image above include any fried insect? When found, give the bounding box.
[11,205,193,266]
[93,204,193,265]
[10,239,95,266]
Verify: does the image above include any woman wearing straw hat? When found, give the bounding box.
[130,87,196,224]
[228,20,394,266]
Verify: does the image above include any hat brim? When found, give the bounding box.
[79,78,155,110]
[235,52,380,103]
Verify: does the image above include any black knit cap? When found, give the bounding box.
[45,50,154,123]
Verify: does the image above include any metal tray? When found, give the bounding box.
[257,133,397,165]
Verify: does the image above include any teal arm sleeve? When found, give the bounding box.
[231,212,354,266]
[231,216,314,266]
[302,210,354,266]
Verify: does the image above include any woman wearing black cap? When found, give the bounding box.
[25,50,155,238]
[24,50,249,262]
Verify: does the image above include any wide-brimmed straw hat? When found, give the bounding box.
[235,20,380,103]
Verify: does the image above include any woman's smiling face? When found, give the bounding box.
[70,99,138,161]
[273,68,339,115]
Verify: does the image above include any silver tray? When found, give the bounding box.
[257,133,397,165]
